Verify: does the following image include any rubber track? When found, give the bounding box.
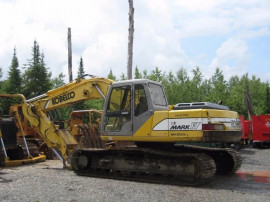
[0,150,5,168]
[71,147,216,186]
[174,145,242,175]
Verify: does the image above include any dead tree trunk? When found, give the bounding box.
[127,0,134,80]
[68,28,73,82]
[68,28,73,112]
[245,82,254,120]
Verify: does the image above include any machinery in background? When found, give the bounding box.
[0,94,46,167]
[240,116,252,145]
[240,115,270,148]
[0,77,110,165]
[68,109,104,148]
[3,77,113,166]
[252,115,270,147]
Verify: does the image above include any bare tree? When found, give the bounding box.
[245,82,254,120]
[127,0,134,80]
[68,28,73,112]
[68,28,73,82]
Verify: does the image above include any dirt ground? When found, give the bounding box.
[0,146,270,202]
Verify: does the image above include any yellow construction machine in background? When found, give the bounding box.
[68,109,104,148]
[0,77,112,167]
[0,94,46,167]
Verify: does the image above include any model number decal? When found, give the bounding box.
[52,91,75,105]
[171,133,188,136]
[230,119,240,128]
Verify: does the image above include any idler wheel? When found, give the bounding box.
[77,155,89,169]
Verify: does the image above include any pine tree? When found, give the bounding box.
[149,67,164,82]
[190,67,204,102]
[108,69,116,80]
[23,40,52,98]
[1,48,23,113]
[134,66,142,79]
[0,67,3,93]
[209,68,228,103]
[77,56,85,78]
[226,75,246,116]
[120,73,127,80]
[142,70,148,79]
[175,67,191,102]
[162,71,177,104]
[51,73,66,89]
[0,67,3,80]
[6,48,22,93]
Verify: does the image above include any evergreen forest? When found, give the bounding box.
[0,40,269,120]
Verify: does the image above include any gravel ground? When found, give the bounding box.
[0,147,270,202]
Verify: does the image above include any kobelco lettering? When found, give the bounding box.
[52,92,75,105]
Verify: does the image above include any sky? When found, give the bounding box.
[0,0,270,82]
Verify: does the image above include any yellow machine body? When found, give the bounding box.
[100,79,241,145]
[101,109,241,142]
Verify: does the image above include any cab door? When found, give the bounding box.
[103,85,132,136]
[132,84,153,136]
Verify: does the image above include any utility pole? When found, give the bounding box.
[68,28,73,112]
[68,28,73,82]
[127,0,134,80]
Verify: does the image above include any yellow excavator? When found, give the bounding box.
[0,76,242,185]
[0,94,46,167]
[71,78,242,185]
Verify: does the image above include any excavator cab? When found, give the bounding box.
[101,79,168,137]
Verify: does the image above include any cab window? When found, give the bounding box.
[135,84,148,116]
[105,86,131,132]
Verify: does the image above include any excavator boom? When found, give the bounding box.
[28,77,113,111]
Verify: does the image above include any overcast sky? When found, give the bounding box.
[0,0,270,82]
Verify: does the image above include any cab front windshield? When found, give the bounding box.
[149,83,167,106]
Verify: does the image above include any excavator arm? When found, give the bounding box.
[28,77,113,112]
[21,103,77,164]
